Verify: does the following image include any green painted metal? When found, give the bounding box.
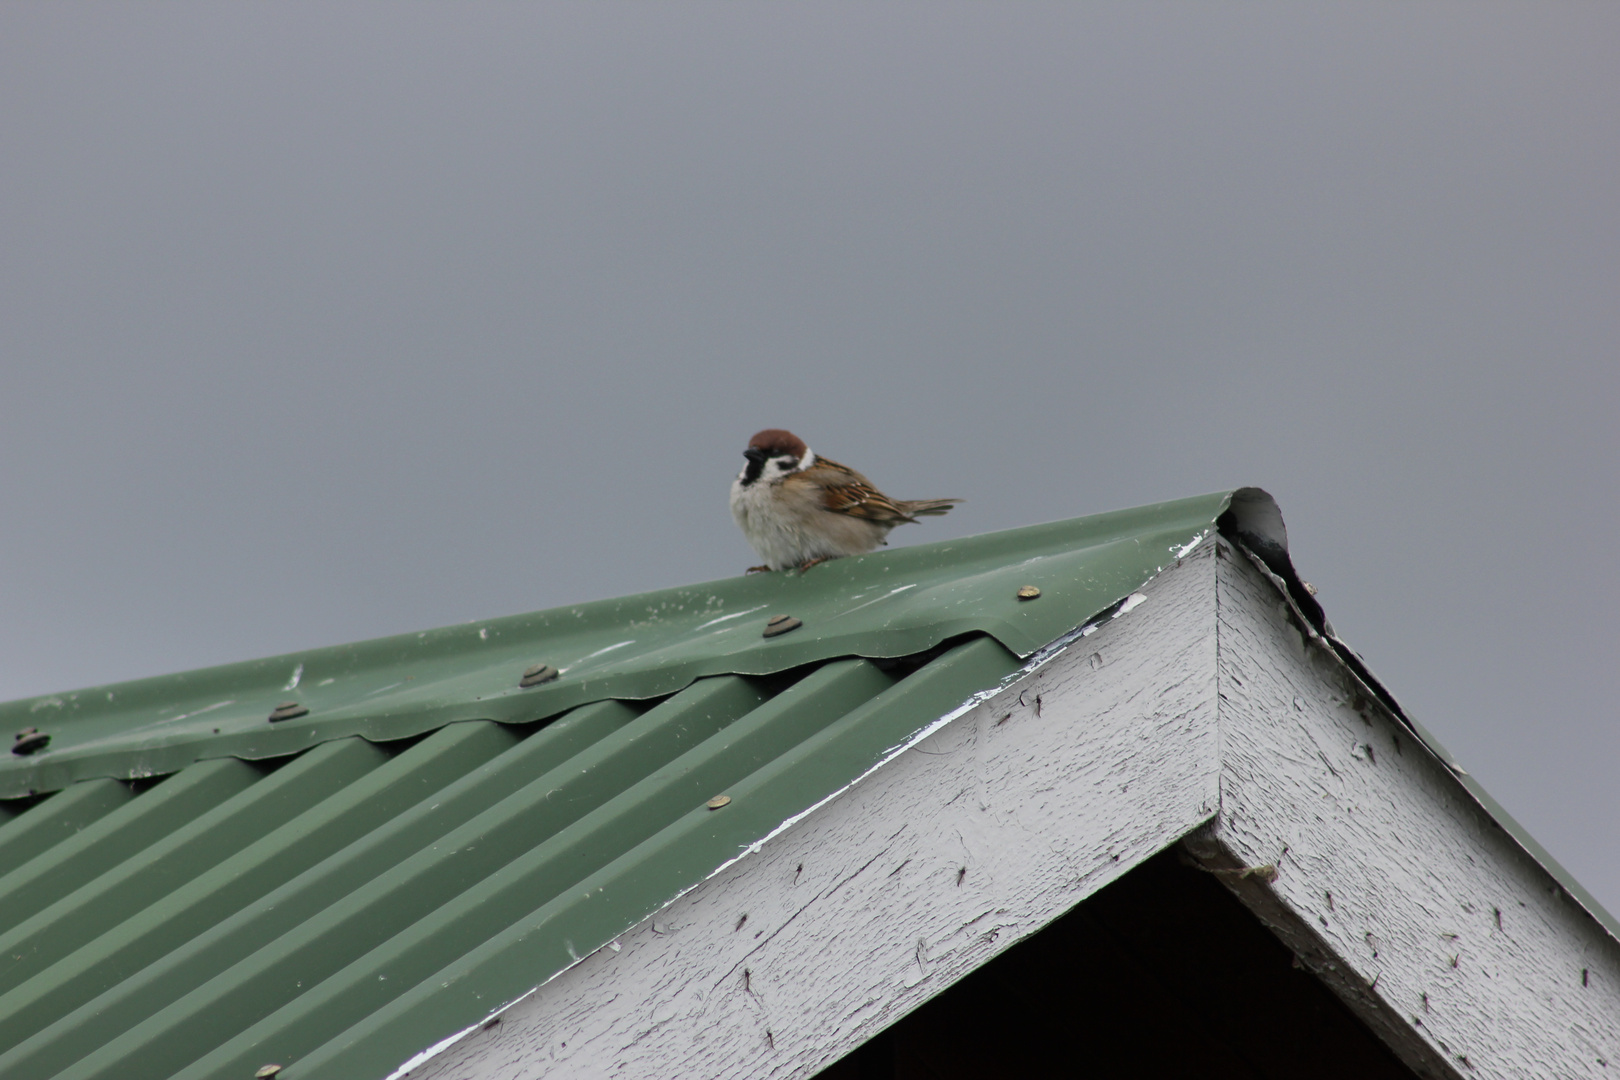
[180,659,914,1080]
[57,678,772,1080]
[0,703,645,1079]
[0,741,384,999]
[0,492,1231,799]
[0,761,254,933]
[0,778,129,878]
[0,721,515,1059]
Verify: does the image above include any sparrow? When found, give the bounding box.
[730,428,961,572]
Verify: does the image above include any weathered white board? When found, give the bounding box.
[401,540,1225,1079]
[1202,542,1620,1080]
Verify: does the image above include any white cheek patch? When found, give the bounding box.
[800,449,816,470]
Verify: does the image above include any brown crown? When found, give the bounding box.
[746,429,808,458]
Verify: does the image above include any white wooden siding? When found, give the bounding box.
[1206,541,1620,1079]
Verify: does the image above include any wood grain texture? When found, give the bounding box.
[1208,540,1620,1080]
[400,542,1223,1080]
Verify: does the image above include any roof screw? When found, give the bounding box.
[762,614,802,638]
[1016,585,1041,600]
[267,702,309,723]
[706,795,732,810]
[11,730,50,756]
[255,1067,284,1079]
[519,663,560,688]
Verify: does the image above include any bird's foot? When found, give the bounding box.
[796,557,832,572]
[745,565,772,575]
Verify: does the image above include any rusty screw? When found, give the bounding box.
[1016,585,1041,600]
[706,795,732,810]
[255,1067,283,1079]
[519,663,560,688]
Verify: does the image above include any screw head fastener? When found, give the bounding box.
[11,731,50,755]
[268,702,308,723]
[706,795,732,809]
[762,614,802,638]
[520,663,560,688]
[1016,585,1041,600]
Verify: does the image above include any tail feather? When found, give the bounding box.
[897,498,961,518]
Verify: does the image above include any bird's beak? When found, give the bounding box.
[742,447,767,463]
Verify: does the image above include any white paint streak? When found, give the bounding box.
[388,1024,486,1080]
[826,583,920,621]
[168,700,236,724]
[284,663,304,691]
[578,640,636,661]
[694,607,769,631]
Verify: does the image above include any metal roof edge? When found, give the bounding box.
[0,491,1236,798]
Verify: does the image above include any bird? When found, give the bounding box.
[730,428,961,572]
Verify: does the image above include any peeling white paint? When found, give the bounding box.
[1172,530,1208,561]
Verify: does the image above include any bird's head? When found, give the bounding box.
[739,428,813,486]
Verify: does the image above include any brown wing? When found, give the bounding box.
[804,458,923,525]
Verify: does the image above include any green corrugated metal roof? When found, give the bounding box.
[5,487,1593,1080]
[0,493,1230,1080]
[0,491,1229,801]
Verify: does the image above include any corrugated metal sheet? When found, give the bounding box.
[0,489,1382,1078]
[1,641,1026,1080]
[0,492,1230,799]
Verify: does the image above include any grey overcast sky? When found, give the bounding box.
[1,5,1616,907]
